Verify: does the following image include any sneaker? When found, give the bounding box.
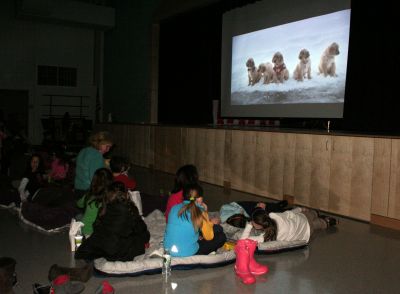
[48,263,93,282]
[51,274,85,294]
[32,283,51,294]
[95,280,115,294]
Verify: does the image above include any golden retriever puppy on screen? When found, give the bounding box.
[258,62,275,84]
[272,52,289,83]
[318,42,340,77]
[293,49,311,81]
[246,58,261,86]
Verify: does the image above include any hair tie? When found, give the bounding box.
[189,197,195,201]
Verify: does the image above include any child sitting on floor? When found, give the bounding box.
[75,181,150,262]
[76,168,113,237]
[109,156,136,190]
[165,164,199,222]
[163,183,226,257]
[18,154,46,202]
[48,147,70,182]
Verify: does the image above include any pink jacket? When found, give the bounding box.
[164,190,184,222]
[50,159,69,180]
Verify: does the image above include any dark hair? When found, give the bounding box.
[172,164,199,193]
[100,181,139,217]
[252,209,277,241]
[104,181,126,203]
[109,156,128,173]
[226,213,249,228]
[86,168,113,207]
[26,153,44,174]
[183,182,203,200]
[53,146,69,167]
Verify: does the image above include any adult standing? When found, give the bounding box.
[74,131,113,200]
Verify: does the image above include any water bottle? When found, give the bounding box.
[74,228,83,251]
[162,248,171,276]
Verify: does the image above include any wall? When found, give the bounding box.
[102,0,226,124]
[103,0,161,124]
[0,0,98,144]
[97,123,400,229]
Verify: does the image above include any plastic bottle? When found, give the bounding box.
[74,227,83,251]
[162,248,171,276]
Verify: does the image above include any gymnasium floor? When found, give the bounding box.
[1,166,400,294]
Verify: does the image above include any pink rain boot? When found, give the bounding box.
[244,239,269,275]
[234,240,256,284]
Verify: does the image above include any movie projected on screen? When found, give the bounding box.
[220,0,351,118]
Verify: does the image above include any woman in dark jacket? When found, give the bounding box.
[75,182,150,261]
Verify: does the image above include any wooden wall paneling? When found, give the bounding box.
[153,126,167,171]
[282,133,296,198]
[163,127,182,174]
[223,130,232,188]
[139,125,153,168]
[192,128,207,183]
[152,126,162,170]
[181,127,193,166]
[371,138,391,216]
[133,125,143,166]
[349,137,374,220]
[126,125,136,165]
[124,125,135,163]
[268,132,285,199]
[202,128,214,183]
[118,125,127,158]
[254,132,271,196]
[388,139,400,220]
[329,136,352,217]
[230,131,245,191]
[241,131,257,194]
[197,129,226,186]
[97,124,400,223]
[208,129,225,186]
[293,134,313,206]
[148,125,156,168]
[309,135,331,211]
[183,128,195,170]
[121,125,130,157]
[140,125,151,167]
[112,125,125,155]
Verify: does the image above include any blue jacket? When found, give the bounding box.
[219,202,249,223]
[163,202,201,257]
[74,147,104,191]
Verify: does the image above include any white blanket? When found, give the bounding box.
[94,210,235,275]
[94,209,307,276]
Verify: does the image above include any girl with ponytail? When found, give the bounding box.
[163,183,226,257]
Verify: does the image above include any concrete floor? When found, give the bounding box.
[2,166,400,293]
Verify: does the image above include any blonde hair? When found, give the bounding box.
[88,131,113,149]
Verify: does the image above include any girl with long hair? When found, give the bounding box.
[76,181,150,261]
[240,207,338,243]
[164,164,199,222]
[18,154,45,202]
[76,168,113,237]
[163,183,226,257]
